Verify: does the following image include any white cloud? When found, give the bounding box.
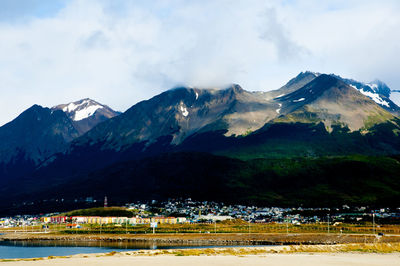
[0,0,399,125]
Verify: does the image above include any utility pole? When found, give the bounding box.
[286,215,289,234]
[327,214,330,234]
[373,213,376,235]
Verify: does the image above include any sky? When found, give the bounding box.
[0,0,400,125]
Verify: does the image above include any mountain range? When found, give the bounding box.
[1,72,400,214]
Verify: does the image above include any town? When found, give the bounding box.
[1,198,399,230]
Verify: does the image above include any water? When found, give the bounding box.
[0,242,125,259]
[0,240,264,259]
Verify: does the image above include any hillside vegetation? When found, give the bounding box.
[64,207,137,217]
[27,153,400,209]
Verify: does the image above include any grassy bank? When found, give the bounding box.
[60,221,400,235]
[2,221,400,235]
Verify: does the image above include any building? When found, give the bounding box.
[50,216,67,224]
[60,216,185,225]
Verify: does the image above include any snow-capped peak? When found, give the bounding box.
[331,74,394,109]
[55,99,105,121]
[359,89,390,107]
[348,81,390,107]
[347,79,390,97]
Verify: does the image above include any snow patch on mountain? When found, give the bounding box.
[63,102,79,113]
[276,103,282,114]
[366,83,378,90]
[345,81,392,108]
[293,98,305,102]
[359,89,389,107]
[349,84,358,90]
[179,104,189,117]
[73,105,103,121]
[57,99,105,121]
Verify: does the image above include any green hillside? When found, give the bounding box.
[31,153,400,208]
[64,207,137,217]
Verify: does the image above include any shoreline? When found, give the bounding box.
[1,232,399,245]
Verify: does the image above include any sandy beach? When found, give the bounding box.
[1,246,399,266]
[1,253,399,266]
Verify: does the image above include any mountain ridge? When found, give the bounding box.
[1,71,400,213]
[71,74,398,154]
[21,73,400,191]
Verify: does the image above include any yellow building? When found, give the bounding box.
[86,217,101,224]
[136,218,151,224]
[151,217,178,224]
[85,217,117,224]
[101,217,114,224]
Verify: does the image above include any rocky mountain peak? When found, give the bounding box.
[228,84,245,94]
[53,98,106,121]
[52,98,120,135]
